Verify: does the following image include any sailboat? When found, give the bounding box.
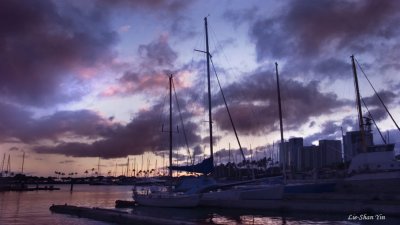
[273,63,336,194]
[133,75,201,208]
[337,55,400,194]
[192,17,283,203]
[136,17,284,207]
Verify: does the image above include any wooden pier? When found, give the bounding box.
[49,204,198,225]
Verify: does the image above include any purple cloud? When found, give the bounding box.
[0,0,117,106]
[212,69,348,135]
[248,0,400,80]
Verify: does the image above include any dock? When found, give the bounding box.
[49,204,198,225]
[115,200,136,208]
[0,185,60,192]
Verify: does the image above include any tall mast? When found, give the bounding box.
[169,74,173,177]
[275,62,286,182]
[205,17,214,158]
[351,55,366,152]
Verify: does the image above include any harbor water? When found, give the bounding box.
[0,184,398,225]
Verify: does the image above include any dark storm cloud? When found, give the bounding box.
[0,102,114,143]
[138,36,178,68]
[22,110,115,142]
[362,90,397,122]
[97,0,195,39]
[33,101,202,159]
[314,58,349,79]
[101,36,184,97]
[0,0,117,106]
[96,0,191,15]
[223,6,258,28]
[212,69,348,135]
[363,91,396,108]
[249,0,400,80]
[170,16,198,40]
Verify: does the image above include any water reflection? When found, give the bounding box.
[130,206,358,225]
[1,185,397,225]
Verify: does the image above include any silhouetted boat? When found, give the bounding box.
[336,55,400,194]
[133,75,201,207]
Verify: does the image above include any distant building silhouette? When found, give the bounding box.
[343,131,373,162]
[299,145,318,171]
[280,137,343,172]
[318,140,342,167]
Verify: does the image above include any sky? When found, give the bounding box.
[1,0,400,177]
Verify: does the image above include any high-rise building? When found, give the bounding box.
[319,140,342,167]
[279,137,303,172]
[280,137,343,171]
[300,145,318,171]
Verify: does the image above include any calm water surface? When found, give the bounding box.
[0,184,397,225]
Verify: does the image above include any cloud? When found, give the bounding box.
[223,6,259,28]
[0,101,114,143]
[100,35,193,97]
[303,117,356,145]
[96,0,191,15]
[138,34,178,68]
[33,100,202,159]
[363,90,396,108]
[59,160,75,164]
[0,0,117,106]
[249,0,400,80]
[212,69,348,135]
[362,90,397,122]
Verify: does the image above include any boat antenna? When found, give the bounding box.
[351,55,367,152]
[275,62,286,183]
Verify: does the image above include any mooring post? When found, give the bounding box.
[70,178,74,192]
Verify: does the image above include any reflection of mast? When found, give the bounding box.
[126,157,130,177]
[133,157,136,177]
[351,55,366,152]
[275,62,286,183]
[1,153,5,175]
[97,157,101,176]
[21,152,25,174]
[6,154,11,174]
